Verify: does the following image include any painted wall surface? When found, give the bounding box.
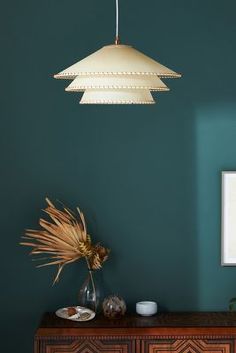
[1,0,236,352]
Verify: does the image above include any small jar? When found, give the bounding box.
[136,301,158,316]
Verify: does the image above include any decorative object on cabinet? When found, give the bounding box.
[221,172,236,265]
[54,0,181,104]
[78,269,103,313]
[136,301,158,316]
[20,198,110,294]
[102,295,126,319]
[55,306,95,322]
[35,312,236,353]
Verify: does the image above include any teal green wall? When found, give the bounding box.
[1,0,236,352]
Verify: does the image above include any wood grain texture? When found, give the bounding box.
[39,312,236,328]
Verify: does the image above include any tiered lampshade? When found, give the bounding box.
[54,44,181,104]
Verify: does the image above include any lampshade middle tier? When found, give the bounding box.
[65,75,169,92]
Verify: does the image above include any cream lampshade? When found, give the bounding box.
[54,0,181,105]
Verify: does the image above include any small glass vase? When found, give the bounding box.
[78,270,101,313]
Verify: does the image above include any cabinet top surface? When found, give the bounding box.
[39,312,236,329]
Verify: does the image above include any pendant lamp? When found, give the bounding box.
[54,0,181,104]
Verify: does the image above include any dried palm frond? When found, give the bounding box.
[20,198,109,284]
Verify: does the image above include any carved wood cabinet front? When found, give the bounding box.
[35,313,236,353]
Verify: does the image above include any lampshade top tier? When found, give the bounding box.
[54,44,181,79]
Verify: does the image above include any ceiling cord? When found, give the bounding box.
[115,0,120,44]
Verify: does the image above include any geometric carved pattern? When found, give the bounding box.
[145,339,233,353]
[45,339,131,353]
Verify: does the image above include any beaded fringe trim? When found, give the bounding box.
[66,86,169,92]
[80,100,155,105]
[54,72,181,79]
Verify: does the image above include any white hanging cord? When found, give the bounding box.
[115,0,120,44]
[116,0,119,37]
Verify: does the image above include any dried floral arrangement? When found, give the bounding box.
[20,198,110,284]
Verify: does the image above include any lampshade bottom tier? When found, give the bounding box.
[80,89,155,105]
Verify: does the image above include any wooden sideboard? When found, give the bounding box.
[35,312,236,353]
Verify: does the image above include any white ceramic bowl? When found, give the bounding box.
[136,301,158,316]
